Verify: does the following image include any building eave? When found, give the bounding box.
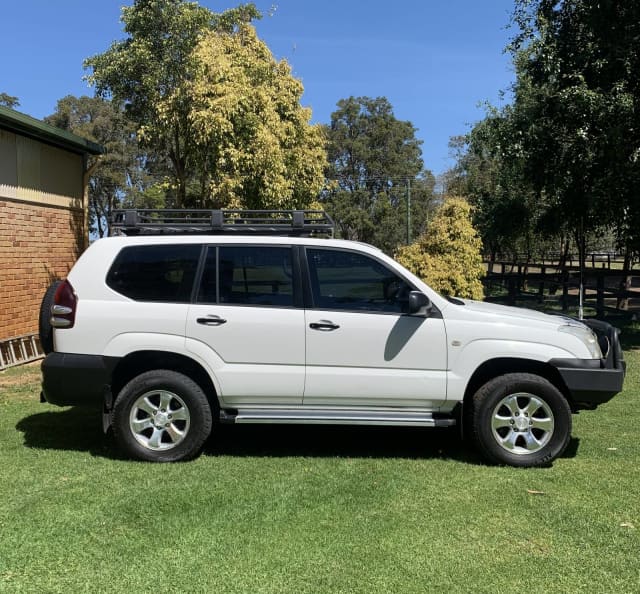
[0,105,103,156]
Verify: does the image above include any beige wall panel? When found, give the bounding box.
[41,144,83,200]
[16,135,41,192]
[0,130,18,188]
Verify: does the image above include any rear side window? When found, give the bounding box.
[197,246,294,307]
[106,244,201,302]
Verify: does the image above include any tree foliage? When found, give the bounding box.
[186,23,326,208]
[396,197,485,299]
[323,96,435,254]
[447,112,544,260]
[512,0,640,260]
[451,0,640,265]
[85,0,261,207]
[85,0,324,210]
[0,93,19,109]
[44,95,142,237]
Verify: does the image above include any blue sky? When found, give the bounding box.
[0,0,515,175]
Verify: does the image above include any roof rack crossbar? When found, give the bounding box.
[110,209,334,237]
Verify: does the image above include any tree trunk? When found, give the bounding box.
[559,238,570,269]
[617,243,632,311]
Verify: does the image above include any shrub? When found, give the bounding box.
[396,196,485,299]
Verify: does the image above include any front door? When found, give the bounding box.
[303,247,447,408]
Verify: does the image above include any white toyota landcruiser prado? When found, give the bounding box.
[40,209,626,466]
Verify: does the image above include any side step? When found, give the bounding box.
[220,408,456,428]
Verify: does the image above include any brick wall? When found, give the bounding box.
[0,199,84,341]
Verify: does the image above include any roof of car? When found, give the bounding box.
[99,234,382,251]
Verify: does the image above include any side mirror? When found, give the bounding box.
[407,291,432,316]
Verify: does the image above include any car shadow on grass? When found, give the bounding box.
[15,408,579,465]
[15,408,125,460]
[16,407,477,463]
[204,423,480,464]
[205,424,580,465]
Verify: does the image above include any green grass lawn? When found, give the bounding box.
[1,351,639,593]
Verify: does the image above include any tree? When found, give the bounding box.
[0,93,19,109]
[85,0,261,207]
[448,0,640,273]
[396,197,485,299]
[446,112,545,262]
[507,0,640,264]
[44,95,142,237]
[323,96,435,254]
[185,23,326,208]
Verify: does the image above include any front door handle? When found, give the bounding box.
[197,315,227,326]
[309,320,340,331]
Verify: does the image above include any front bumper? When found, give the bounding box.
[549,319,626,409]
[549,359,625,408]
[41,353,119,407]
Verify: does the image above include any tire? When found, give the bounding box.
[112,370,213,462]
[469,373,572,467]
[39,281,62,354]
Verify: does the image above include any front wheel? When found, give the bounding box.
[112,370,213,462]
[470,373,572,467]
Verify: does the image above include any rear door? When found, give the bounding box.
[186,245,305,405]
[303,247,448,408]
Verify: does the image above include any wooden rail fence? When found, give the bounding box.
[483,260,637,316]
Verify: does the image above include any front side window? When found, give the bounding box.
[197,246,294,307]
[106,244,201,302]
[306,248,412,313]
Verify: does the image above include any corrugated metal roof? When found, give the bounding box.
[0,105,103,156]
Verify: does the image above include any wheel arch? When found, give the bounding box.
[111,350,220,413]
[462,357,572,416]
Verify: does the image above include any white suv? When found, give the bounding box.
[40,210,625,466]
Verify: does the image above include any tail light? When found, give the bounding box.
[51,280,77,329]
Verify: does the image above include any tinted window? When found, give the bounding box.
[215,246,294,307]
[196,248,218,304]
[106,244,201,302]
[307,248,411,313]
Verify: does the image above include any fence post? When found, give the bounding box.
[561,271,569,311]
[538,265,545,303]
[596,273,605,318]
[508,275,517,305]
[618,274,632,311]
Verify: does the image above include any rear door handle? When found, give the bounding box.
[197,315,227,326]
[309,320,340,331]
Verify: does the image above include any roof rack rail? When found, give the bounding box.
[110,209,334,237]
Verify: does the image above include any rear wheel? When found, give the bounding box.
[470,373,572,467]
[112,370,213,462]
[38,281,62,354]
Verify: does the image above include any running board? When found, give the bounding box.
[221,408,456,427]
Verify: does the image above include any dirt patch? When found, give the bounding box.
[0,361,42,389]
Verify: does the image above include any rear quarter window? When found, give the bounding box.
[106,244,201,302]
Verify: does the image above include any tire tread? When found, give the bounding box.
[470,372,572,467]
[112,369,213,462]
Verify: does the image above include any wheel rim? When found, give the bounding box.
[129,390,191,451]
[491,392,554,455]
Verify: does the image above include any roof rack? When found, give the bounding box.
[110,209,334,237]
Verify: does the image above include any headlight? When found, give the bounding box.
[558,322,602,359]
